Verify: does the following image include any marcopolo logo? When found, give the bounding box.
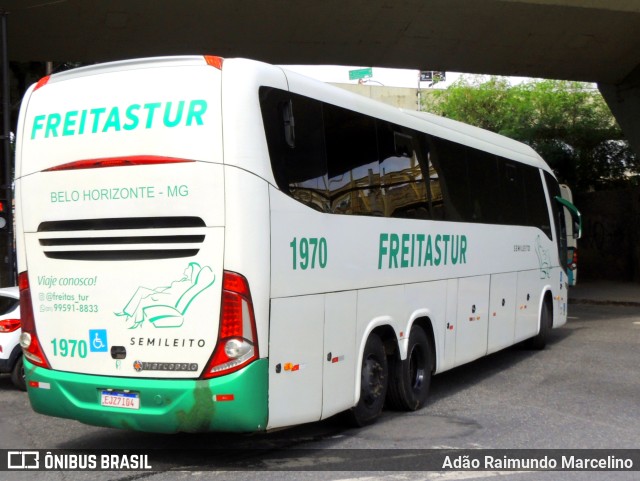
[133,360,198,372]
[30,99,208,140]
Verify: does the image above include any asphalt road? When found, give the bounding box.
[2,303,639,480]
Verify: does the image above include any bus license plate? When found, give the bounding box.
[100,390,140,410]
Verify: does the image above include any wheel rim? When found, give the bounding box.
[408,344,426,392]
[362,354,385,408]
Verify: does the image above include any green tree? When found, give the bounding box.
[422,76,638,192]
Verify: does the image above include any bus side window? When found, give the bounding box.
[465,149,500,224]
[324,104,381,216]
[429,137,470,222]
[500,161,526,226]
[427,154,445,220]
[281,100,296,149]
[413,134,444,221]
[378,122,429,219]
[260,87,290,192]
[260,88,329,212]
[523,167,553,239]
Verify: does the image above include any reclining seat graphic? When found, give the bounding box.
[116,262,216,329]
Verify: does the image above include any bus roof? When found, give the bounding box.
[402,110,547,169]
[41,56,210,85]
[32,55,552,174]
[279,64,551,173]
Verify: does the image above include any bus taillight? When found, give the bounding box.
[202,271,258,378]
[571,248,578,270]
[18,272,51,369]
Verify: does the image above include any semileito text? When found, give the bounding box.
[130,337,206,348]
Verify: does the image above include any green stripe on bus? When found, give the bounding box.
[24,358,268,433]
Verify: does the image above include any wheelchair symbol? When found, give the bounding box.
[89,329,108,353]
[93,333,105,350]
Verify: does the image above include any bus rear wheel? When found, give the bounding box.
[347,333,388,427]
[387,325,432,411]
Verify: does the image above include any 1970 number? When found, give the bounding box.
[50,338,88,358]
[290,237,328,270]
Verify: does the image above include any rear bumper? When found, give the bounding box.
[24,358,268,433]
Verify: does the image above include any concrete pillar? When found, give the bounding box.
[599,64,640,158]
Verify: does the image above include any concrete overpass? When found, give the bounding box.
[0,0,636,82]
[0,0,639,284]
[2,0,640,153]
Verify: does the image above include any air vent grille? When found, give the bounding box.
[37,217,207,261]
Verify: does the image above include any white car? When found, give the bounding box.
[0,287,25,391]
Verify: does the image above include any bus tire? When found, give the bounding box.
[387,325,432,411]
[527,300,552,350]
[347,333,388,427]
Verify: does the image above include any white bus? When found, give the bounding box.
[15,56,581,433]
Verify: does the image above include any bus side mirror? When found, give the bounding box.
[555,196,582,240]
[572,219,581,240]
